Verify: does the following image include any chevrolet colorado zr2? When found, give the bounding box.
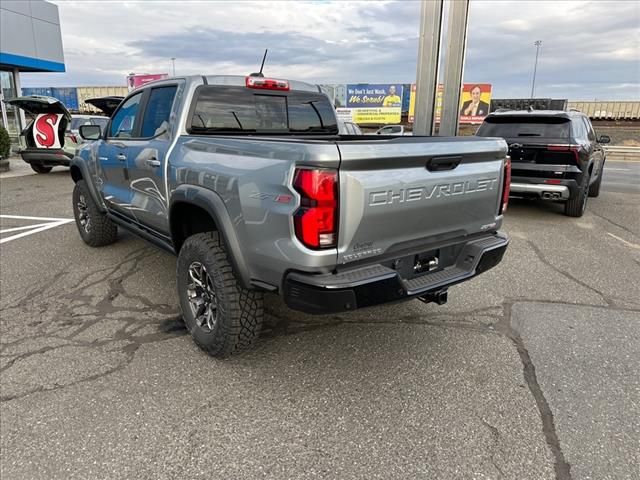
[40,74,510,357]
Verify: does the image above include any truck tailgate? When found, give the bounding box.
[336,137,507,265]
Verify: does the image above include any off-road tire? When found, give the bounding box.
[564,172,590,217]
[72,180,118,247]
[177,232,264,358]
[588,166,603,198]
[31,164,52,174]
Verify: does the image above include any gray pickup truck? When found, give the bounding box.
[68,74,510,357]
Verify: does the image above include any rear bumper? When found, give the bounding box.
[20,150,73,166]
[284,232,509,314]
[510,182,570,200]
[510,174,581,200]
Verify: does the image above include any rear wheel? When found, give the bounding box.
[31,164,52,174]
[588,165,603,198]
[564,172,590,217]
[72,180,118,247]
[177,232,264,358]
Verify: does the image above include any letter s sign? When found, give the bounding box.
[33,113,63,149]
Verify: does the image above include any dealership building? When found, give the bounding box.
[0,0,65,138]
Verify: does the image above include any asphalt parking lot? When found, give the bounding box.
[1,160,639,480]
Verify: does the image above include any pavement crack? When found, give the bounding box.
[496,302,572,480]
[526,239,611,307]
[480,417,506,479]
[590,210,638,238]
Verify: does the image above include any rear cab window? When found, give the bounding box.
[188,86,338,135]
[477,116,571,138]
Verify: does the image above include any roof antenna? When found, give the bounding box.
[250,49,268,77]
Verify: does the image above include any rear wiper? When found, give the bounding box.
[517,133,541,136]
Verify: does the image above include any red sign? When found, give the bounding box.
[126,73,169,91]
[33,113,63,149]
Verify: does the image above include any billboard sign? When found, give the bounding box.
[459,84,492,124]
[126,73,169,91]
[345,84,403,124]
[409,83,492,125]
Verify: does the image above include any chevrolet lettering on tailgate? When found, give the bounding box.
[369,178,499,206]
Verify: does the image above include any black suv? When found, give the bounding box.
[476,110,610,217]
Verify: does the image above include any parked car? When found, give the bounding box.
[5,96,112,174]
[70,74,510,357]
[339,121,362,135]
[376,124,412,135]
[68,115,109,138]
[476,109,609,217]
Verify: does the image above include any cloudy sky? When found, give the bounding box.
[22,0,640,100]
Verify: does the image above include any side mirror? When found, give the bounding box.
[597,135,610,144]
[79,125,102,140]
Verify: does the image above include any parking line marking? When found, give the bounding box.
[0,215,74,244]
[0,222,58,234]
[605,168,630,171]
[0,214,73,222]
[607,232,640,250]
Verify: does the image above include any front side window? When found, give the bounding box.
[109,93,143,138]
[141,86,177,137]
[92,117,109,133]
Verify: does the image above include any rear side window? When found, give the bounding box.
[110,93,143,138]
[141,86,178,137]
[582,117,596,141]
[477,116,571,138]
[189,86,338,135]
[572,117,588,141]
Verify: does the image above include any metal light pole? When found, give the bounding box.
[413,0,445,136]
[171,57,176,77]
[530,40,542,98]
[439,0,470,136]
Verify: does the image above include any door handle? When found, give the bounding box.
[426,156,462,172]
[116,154,127,161]
[145,158,161,167]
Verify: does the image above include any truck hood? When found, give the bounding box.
[6,96,72,119]
[84,96,124,116]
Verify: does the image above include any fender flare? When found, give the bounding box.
[69,157,107,213]
[170,185,251,288]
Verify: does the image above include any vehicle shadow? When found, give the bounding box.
[504,197,566,217]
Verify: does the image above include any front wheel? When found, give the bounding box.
[564,173,590,217]
[177,232,264,358]
[31,164,52,174]
[72,180,118,247]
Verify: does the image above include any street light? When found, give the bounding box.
[530,40,542,98]
[170,57,176,77]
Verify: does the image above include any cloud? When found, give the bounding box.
[19,0,640,100]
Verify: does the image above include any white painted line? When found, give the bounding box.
[0,214,73,222]
[607,232,640,251]
[0,222,57,234]
[0,220,74,244]
[604,168,630,171]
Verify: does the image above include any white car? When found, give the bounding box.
[376,125,412,135]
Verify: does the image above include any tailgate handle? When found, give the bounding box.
[426,156,462,172]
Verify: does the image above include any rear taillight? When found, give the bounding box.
[245,76,290,91]
[499,156,511,215]
[547,144,580,163]
[293,168,338,249]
